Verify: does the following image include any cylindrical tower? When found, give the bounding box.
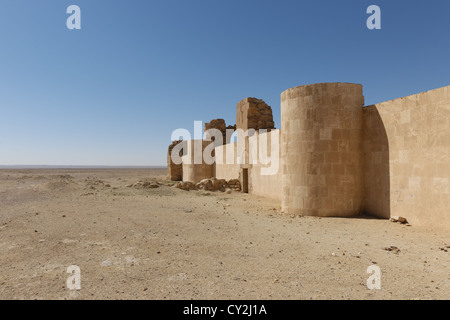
[182,140,214,183]
[281,83,364,216]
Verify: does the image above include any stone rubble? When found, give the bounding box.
[175,178,241,192]
[390,216,408,224]
[127,181,160,189]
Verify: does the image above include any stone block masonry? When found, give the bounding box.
[167,140,184,181]
[168,82,450,231]
[280,83,364,217]
[237,98,275,131]
[363,85,450,230]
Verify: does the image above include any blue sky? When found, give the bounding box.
[0,0,449,166]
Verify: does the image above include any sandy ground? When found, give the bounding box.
[0,169,448,300]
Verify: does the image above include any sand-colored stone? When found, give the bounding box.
[236,98,275,131]
[181,140,215,183]
[204,119,236,144]
[363,85,450,229]
[166,140,184,181]
[281,83,364,217]
[171,83,450,230]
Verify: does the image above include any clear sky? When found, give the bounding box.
[0,0,449,166]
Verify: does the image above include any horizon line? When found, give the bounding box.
[0,165,167,169]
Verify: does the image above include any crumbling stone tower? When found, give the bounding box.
[167,140,183,181]
[235,98,276,190]
[204,119,236,144]
[236,98,275,131]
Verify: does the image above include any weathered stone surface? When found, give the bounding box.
[196,178,228,191]
[390,216,408,224]
[227,179,241,191]
[167,140,184,181]
[363,84,450,230]
[169,82,450,230]
[181,140,215,183]
[175,181,197,191]
[236,98,275,132]
[205,119,237,144]
[175,179,240,192]
[281,83,364,217]
[130,181,161,189]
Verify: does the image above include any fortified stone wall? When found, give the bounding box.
[215,142,240,181]
[168,83,450,230]
[363,85,450,230]
[214,130,283,200]
[248,130,283,200]
[181,140,214,183]
[362,107,390,218]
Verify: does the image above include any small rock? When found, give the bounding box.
[383,246,400,254]
[390,216,408,224]
[101,259,113,267]
[175,181,196,191]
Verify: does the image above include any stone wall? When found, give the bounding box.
[362,107,390,218]
[214,142,240,181]
[166,140,184,181]
[363,85,450,230]
[205,119,237,144]
[181,140,214,183]
[248,130,283,201]
[236,98,275,131]
[168,82,450,230]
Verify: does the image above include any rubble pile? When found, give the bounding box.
[175,178,241,192]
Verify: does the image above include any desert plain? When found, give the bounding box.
[0,168,448,300]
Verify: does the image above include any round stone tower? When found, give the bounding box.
[182,140,214,183]
[280,83,364,216]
